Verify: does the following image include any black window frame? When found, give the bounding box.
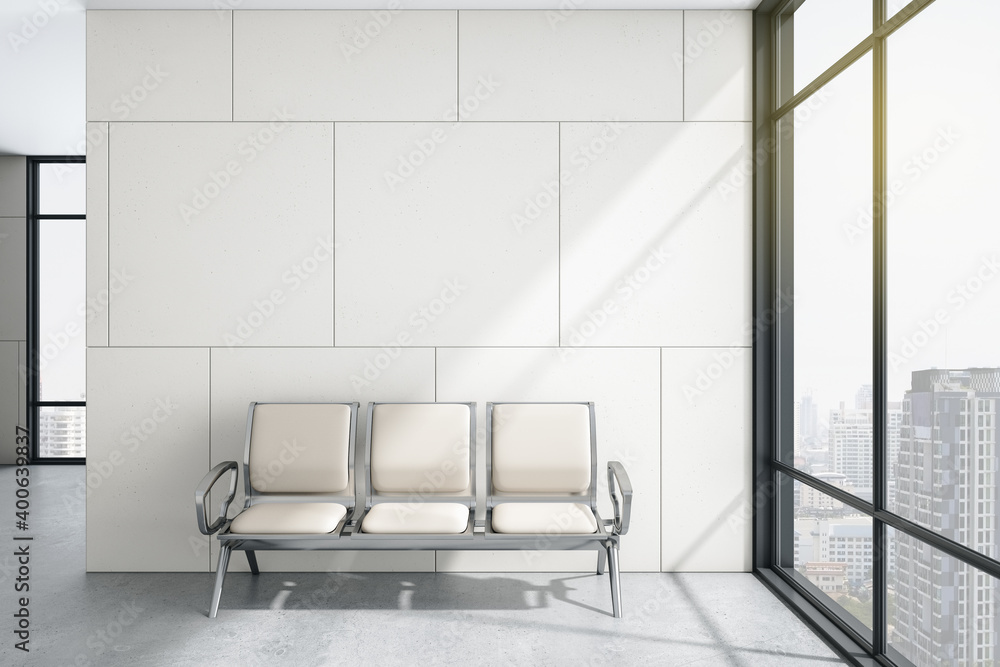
[26,155,87,465]
[752,0,1000,665]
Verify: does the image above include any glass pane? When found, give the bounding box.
[886,0,1000,555]
[890,528,999,666]
[888,0,923,22]
[782,0,872,101]
[788,55,873,501]
[38,162,85,215]
[38,406,86,458]
[39,219,86,403]
[783,473,874,630]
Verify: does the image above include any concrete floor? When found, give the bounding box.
[0,466,846,666]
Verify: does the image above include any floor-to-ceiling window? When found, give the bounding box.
[754,1,1000,665]
[27,156,87,461]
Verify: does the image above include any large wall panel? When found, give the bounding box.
[335,122,559,347]
[86,122,110,347]
[560,121,752,348]
[661,347,751,572]
[86,347,210,571]
[87,11,233,122]
[458,10,684,121]
[683,11,753,122]
[108,122,335,347]
[234,11,457,121]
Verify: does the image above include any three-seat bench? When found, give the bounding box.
[195,401,632,618]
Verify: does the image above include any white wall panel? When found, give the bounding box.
[661,347,751,572]
[108,122,334,347]
[234,11,457,121]
[87,11,233,121]
[458,10,683,121]
[87,122,110,347]
[683,11,753,121]
[86,348,209,571]
[336,122,558,347]
[560,122,751,347]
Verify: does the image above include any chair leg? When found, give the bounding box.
[597,548,607,575]
[209,544,232,619]
[245,550,260,575]
[607,544,622,619]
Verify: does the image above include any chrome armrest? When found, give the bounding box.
[606,461,632,536]
[195,461,239,535]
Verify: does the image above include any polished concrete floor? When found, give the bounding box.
[0,466,846,666]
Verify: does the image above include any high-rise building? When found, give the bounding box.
[830,405,873,490]
[799,391,819,449]
[856,384,873,410]
[38,406,86,458]
[893,368,1000,667]
[795,516,874,586]
[828,395,902,499]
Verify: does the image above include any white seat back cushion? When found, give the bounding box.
[491,403,592,493]
[370,403,470,494]
[249,404,352,493]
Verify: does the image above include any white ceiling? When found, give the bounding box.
[0,0,761,155]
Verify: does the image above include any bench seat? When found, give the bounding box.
[230,502,348,535]
[491,502,598,534]
[361,503,469,534]
[195,400,631,619]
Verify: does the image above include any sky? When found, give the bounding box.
[791,0,1000,417]
[38,162,87,401]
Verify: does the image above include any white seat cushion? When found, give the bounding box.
[249,403,353,494]
[491,503,598,534]
[361,503,469,534]
[370,403,471,494]
[229,502,347,534]
[491,404,592,493]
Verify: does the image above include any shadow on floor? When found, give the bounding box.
[215,571,611,616]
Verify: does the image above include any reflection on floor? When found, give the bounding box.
[0,466,846,666]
